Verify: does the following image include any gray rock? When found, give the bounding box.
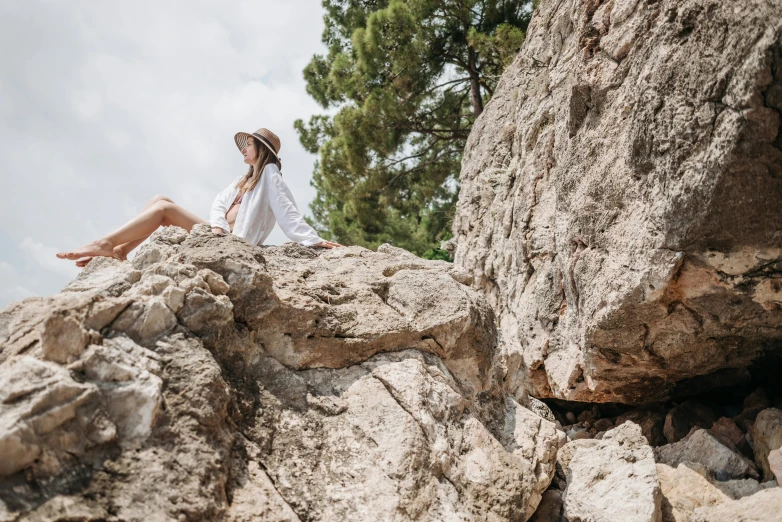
[748,408,782,481]
[562,422,662,522]
[655,429,759,481]
[657,462,779,522]
[452,0,782,403]
[0,226,560,521]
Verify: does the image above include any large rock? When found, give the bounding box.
[0,226,561,521]
[657,462,779,522]
[655,429,759,481]
[748,408,782,481]
[453,0,782,403]
[561,422,662,522]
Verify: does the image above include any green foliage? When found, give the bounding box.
[297,0,535,256]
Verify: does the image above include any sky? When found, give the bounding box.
[0,0,330,309]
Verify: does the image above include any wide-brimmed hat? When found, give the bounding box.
[234,128,281,159]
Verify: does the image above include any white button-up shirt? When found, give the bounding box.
[209,164,325,247]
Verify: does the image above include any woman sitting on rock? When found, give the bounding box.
[57,127,341,266]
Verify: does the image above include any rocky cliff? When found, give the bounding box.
[2,0,782,520]
[453,0,782,404]
[0,226,562,521]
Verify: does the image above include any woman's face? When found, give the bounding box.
[242,138,258,165]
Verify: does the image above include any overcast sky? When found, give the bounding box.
[0,0,329,309]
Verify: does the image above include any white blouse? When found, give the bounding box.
[208,164,325,247]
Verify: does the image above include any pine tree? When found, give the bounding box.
[296,0,535,258]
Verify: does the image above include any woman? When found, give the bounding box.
[56,127,341,266]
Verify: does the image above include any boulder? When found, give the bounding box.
[657,462,778,522]
[692,488,782,522]
[655,429,759,481]
[0,226,560,522]
[748,408,782,481]
[561,422,662,522]
[452,0,782,403]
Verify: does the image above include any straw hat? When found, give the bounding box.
[234,128,281,159]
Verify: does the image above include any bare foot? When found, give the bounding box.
[74,246,127,268]
[56,239,116,261]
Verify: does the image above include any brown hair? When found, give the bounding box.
[236,137,282,194]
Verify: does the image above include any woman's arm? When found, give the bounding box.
[209,183,235,234]
[266,167,335,247]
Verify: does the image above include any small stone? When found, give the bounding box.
[664,400,718,444]
[709,417,745,452]
[593,418,614,432]
[565,412,576,424]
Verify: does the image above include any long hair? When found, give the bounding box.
[236,137,282,193]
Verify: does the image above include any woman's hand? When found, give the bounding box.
[212,227,227,236]
[314,240,342,248]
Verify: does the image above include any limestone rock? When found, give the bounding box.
[561,422,662,522]
[453,0,782,403]
[0,227,557,521]
[748,408,782,481]
[657,462,778,522]
[692,488,782,522]
[655,429,759,480]
[0,357,96,476]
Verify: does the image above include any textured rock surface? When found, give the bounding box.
[749,408,782,481]
[657,462,779,522]
[0,225,562,521]
[561,422,662,522]
[453,0,782,403]
[655,429,759,481]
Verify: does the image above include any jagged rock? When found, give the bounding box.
[0,357,97,476]
[251,349,561,522]
[657,462,778,522]
[561,422,662,522]
[0,226,561,521]
[453,0,782,403]
[655,429,759,481]
[748,408,782,481]
[664,400,718,444]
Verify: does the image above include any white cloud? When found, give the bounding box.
[0,0,330,307]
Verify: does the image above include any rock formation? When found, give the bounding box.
[453,0,782,403]
[0,226,562,521]
[3,0,782,520]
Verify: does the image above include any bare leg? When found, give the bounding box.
[58,197,206,261]
[74,196,174,267]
